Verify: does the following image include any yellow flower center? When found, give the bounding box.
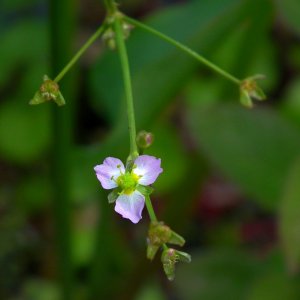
[117,172,139,195]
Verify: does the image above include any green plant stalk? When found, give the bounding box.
[114,16,138,158]
[145,195,157,222]
[54,23,107,83]
[145,195,168,250]
[50,0,77,298]
[123,15,241,85]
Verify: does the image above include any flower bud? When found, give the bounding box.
[161,248,191,281]
[136,131,154,149]
[239,75,266,108]
[147,221,171,260]
[29,75,66,106]
[102,28,116,50]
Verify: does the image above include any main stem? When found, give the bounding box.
[114,15,138,158]
[50,0,76,299]
[123,16,241,85]
[54,23,107,83]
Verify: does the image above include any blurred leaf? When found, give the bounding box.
[280,77,300,127]
[135,282,166,300]
[175,249,263,300]
[188,104,300,209]
[16,176,51,215]
[0,0,38,12]
[89,0,250,126]
[22,279,60,300]
[73,227,95,266]
[0,20,48,88]
[279,156,300,273]
[247,269,297,300]
[275,0,300,35]
[144,123,188,193]
[0,101,51,164]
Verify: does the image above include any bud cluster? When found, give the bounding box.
[29,75,66,106]
[147,221,190,280]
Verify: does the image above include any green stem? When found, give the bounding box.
[50,0,77,299]
[104,0,116,13]
[145,195,168,251]
[54,23,107,83]
[114,16,138,158]
[123,15,241,85]
[145,195,157,222]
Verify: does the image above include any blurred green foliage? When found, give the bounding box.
[1,0,300,299]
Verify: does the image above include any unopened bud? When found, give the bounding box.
[136,131,154,149]
[240,75,266,108]
[147,221,171,260]
[102,28,116,50]
[161,248,191,281]
[29,75,66,106]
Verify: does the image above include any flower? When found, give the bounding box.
[94,155,163,223]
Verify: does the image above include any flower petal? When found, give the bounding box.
[94,157,125,189]
[133,155,163,186]
[114,191,145,223]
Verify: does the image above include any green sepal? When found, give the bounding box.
[240,89,253,108]
[53,90,66,106]
[169,230,185,247]
[108,189,119,204]
[175,250,192,263]
[136,185,154,196]
[29,91,47,105]
[146,243,159,260]
[250,85,266,101]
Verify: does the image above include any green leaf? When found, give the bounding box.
[279,156,300,273]
[247,269,298,300]
[175,249,263,300]
[188,104,300,209]
[275,0,300,35]
[0,100,51,164]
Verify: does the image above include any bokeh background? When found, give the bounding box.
[1,0,300,299]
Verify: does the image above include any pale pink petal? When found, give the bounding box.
[94,157,125,189]
[133,155,163,186]
[114,191,145,223]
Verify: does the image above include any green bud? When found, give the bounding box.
[102,28,116,50]
[147,222,172,260]
[136,131,154,149]
[161,248,191,281]
[122,21,134,39]
[29,75,66,106]
[148,222,172,246]
[239,75,266,108]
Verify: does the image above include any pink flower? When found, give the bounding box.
[94,155,163,223]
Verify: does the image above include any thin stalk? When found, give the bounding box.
[124,15,241,85]
[49,0,77,299]
[114,16,138,158]
[145,195,168,251]
[104,0,116,13]
[54,23,107,82]
[145,195,157,222]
